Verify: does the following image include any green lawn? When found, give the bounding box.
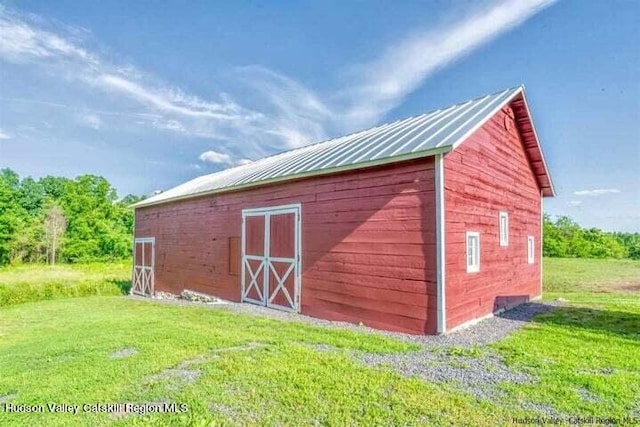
[0,258,638,425]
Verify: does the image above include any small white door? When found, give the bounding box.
[132,237,155,296]
[241,204,301,312]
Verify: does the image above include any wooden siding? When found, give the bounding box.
[135,158,438,334]
[444,104,542,331]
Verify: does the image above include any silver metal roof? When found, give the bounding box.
[134,86,535,208]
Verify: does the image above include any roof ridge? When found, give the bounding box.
[133,85,527,208]
[188,85,523,180]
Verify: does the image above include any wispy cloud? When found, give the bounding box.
[0,6,262,157]
[231,0,557,138]
[573,189,621,197]
[0,0,555,169]
[0,128,11,139]
[567,200,583,207]
[342,0,557,126]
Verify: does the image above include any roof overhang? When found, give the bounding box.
[131,145,453,209]
[449,86,555,197]
[510,89,556,197]
[132,85,554,209]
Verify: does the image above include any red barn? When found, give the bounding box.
[131,86,554,335]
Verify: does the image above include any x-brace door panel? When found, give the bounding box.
[241,205,300,313]
[132,237,154,296]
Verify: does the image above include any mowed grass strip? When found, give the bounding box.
[543,257,640,294]
[0,297,521,426]
[0,262,131,306]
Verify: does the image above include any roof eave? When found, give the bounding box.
[448,85,555,198]
[132,145,453,209]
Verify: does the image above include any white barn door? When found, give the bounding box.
[241,205,301,312]
[132,237,154,296]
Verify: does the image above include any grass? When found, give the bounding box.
[0,262,131,306]
[0,258,638,425]
[543,257,640,293]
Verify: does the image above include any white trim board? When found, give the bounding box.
[435,153,447,334]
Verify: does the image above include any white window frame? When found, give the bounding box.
[466,231,480,273]
[499,211,509,247]
[527,236,535,264]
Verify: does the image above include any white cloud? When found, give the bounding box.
[236,159,253,166]
[77,113,102,130]
[199,150,233,165]
[567,200,583,206]
[573,189,621,197]
[0,128,11,139]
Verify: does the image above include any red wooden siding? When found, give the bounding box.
[444,104,542,331]
[135,158,438,334]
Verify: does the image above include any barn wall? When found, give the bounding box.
[135,158,438,334]
[444,105,542,331]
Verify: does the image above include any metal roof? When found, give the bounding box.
[133,85,554,208]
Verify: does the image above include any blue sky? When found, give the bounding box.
[0,0,638,231]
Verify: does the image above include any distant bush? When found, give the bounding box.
[0,279,128,307]
[0,262,131,306]
[544,214,640,259]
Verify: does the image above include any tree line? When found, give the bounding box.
[543,214,640,260]
[0,168,638,266]
[0,168,142,265]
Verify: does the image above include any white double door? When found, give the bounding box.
[241,205,301,312]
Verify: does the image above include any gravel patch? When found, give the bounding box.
[577,367,615,375]
[146,369,202,393]
[521,401,563,417]
[0,392,17,403]
[111,348,138,359]
[305,343,335,353]
[209,402,239,418]
[143,342,265,394]
[358,348,532,400]
[178,342,265,368]
[576,387,601,403]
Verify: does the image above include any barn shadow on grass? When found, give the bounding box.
[498,301,640,340]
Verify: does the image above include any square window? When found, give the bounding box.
[527,236,535,264]
[499,212,509,246]
[466,231,480,273]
